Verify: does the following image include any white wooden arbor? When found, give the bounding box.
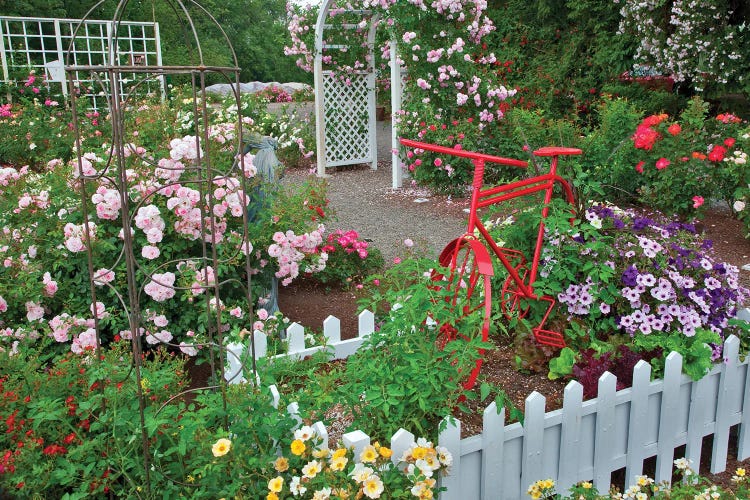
[313,2,404,188]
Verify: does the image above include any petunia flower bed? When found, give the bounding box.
[490,199,749,389]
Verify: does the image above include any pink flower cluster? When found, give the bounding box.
[268,227,327,286]
[14,190,49,214]
[144,272,176,302]
[135,204,165,259]
[91,185,121,220]
[169,136,203,162]
[63,221,97,253]
[49,313,94,343]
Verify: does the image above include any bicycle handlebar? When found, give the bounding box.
[400,138,528,168]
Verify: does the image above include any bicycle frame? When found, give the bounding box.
[400,139,577,300]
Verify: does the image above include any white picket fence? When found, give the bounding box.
[227,313,750,499]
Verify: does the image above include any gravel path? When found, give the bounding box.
[283,121,469,265]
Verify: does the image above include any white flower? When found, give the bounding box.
[289,476,307,496]
[302,460,322,479]
[734,200,746,212]
[350,463,374,483]
[294,425,315,442]
[362,474,384,499]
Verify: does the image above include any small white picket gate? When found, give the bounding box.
[227,312,750,499]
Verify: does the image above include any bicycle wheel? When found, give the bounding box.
[432,237,493,391]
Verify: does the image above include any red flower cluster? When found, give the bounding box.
[321,229,369,259]
[632,114,668,151]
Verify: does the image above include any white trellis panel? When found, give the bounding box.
[0,16,164,110]
[322,70,375,167]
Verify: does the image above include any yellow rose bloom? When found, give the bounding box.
[291,439,306,456]
[313,448,331,459]
[267,493,279,500]
[412,447,427,460]
[360,445,378,463]
[333,448,348,459]
[378,447,392,459]
[331,455,348,471]
[581,481,592,489]
[737,468,746,477]
[268,476,283,493]
[274,456,289,472]
[211,438,231,457]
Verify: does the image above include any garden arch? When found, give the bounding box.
[313,2,404,188]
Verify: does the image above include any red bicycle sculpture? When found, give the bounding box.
[400,138,581,390]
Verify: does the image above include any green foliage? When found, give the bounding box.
[0,341,189,497]
[547,347,576,380]
[633,328,721,381]
[349,259,495,437]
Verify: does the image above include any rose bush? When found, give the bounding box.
[0,92,375,359]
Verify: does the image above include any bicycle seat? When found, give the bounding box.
[533,147,582,157]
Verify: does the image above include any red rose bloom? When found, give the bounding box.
[655,158,671,170]
[708,145,726,162]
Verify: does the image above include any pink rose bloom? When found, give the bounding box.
[229,307,243,318]
[142,245,160,260]
[253,320,264,332]
[44,281,58,297]
[179,342,198,356]
[146,330,172,344]
[257,308,269,321]
[0,295,7,312]
[146,228,163,244]
[90,301,107,319]
[71,328,97,354]
[26,301,44,321]
[692,196,705,208]
[93,268,115,285]
[65,237,85,253]
[404,238,414,248]
[153,315,168,327]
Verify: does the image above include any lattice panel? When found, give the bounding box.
[323,71,372,166]
[0,16,164,111]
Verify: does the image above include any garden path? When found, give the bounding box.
[282,120,469,265]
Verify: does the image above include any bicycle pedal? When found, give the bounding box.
[533,328,566,349]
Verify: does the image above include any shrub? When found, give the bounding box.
[626,98,747,217]
[351,259,515,437]
[314,229,384,287]
[0,341,188,497]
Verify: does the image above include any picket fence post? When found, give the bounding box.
[558,381,583,491]
[521,392,546,493]
[480,402,505,499]
[711,335,741,473]
[593,372,617,490]
[438,417,462,499]
[625,360,651,486]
